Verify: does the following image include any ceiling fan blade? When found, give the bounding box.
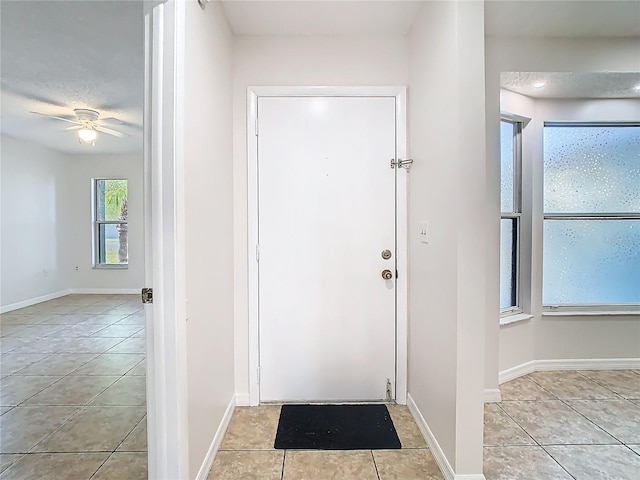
[98,117,142,129]
[97,117,124,125]
[63,125,83,131]
[95,125,128,138]
[30,111,82,125]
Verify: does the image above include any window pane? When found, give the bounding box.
[543,220,640,305]
[96,179,128,221]
[500,121,515,213]
[544,126,640,213]
[500,218,517,309]
[98,223,128,265]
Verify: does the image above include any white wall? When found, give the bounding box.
[485,36,640,379]
[232,34,409,398]
[1,136,69,307]
[0,136,144,311]
[182,1,235,477]
[65,153,144,291]
[408,1,486,475]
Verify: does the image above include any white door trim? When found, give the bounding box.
[145,1,189,478]
[247,86,408,406]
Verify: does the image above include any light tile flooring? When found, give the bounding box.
[0,294,147,480]
[4,297,640,479]
[208,404,443,479]
[484,370,640,479]
[209,370,640,479]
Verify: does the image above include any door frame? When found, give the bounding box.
[144,1,189,478]
[247,86,408,406]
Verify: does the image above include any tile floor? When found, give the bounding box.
[4,297,640,479]
[0,294,147,480]
[484,370,640,480]
[208,404,443,479]
[209,370,640,479]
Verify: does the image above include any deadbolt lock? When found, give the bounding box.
[381,269,393,280]
[381,249,392,260]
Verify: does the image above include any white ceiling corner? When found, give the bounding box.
[501,72,640,99]
[220,0,424,36]
[0,1,144,155]
[485,1,640,38]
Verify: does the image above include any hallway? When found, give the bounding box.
[207,370,640,480]
[208,404,443,479]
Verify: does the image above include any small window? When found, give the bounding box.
[543,124,640,307]
[500,119,522,313]
[93,179,128,268]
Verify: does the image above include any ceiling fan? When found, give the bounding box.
[30,108,132,145]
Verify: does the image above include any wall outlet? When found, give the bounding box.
[75,266,79,271]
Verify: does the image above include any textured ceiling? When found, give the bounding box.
[485,1,640,38]
[0,1,144,155]
[501,72,640,99]
[222,0,640,38]
[221,0,423,36]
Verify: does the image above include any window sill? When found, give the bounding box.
[93,264,129,270]
[542,310,640,317]
[500,313,534,326]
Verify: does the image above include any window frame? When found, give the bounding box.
[92,178,129,269]
[500,118,523,316]
[542,122,640,312]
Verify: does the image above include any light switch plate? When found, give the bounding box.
[419,222,429,244]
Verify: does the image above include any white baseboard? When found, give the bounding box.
[234,393,250,407]
[1,289,71,314]
[499,358,640,384]
[483,389,502,403]
[498,360,536,384]
[195,394,236,480]
[407,394,485,480]
[0,288,141,314]
[69,288,140,295]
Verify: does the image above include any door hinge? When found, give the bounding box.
[257,366,260,384]
[141,288,153,304]
[386,378,393,402]
[255,117,259,136]
[390,158,414,170]
[256,244,260,262]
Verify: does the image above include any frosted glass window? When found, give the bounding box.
[543,220,640,305]
[500,119,521,313]
[543,124,640,306]
[500,219,517,309]
[544,126,640,213]
[500,121,515,212]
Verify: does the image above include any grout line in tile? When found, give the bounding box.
[539,445,578,480]
[559,398,624,445]
[495,402,539,446]
[280,449,286,480]
[87,451,115,480]
[371,449,381,480]
[574,371,627,400]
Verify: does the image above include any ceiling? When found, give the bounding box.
[222,1,640,38]
[0,1,144,155]
[221,1,423,36]
[485,1,640,38]
[502,72,640,99]
[1,1,638,155]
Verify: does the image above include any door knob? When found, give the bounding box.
[381,269,393,280]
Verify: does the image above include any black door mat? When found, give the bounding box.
[274,404,401,450]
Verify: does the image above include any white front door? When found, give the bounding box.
[258,96,397,403]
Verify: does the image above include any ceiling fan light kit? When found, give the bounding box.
[78,127,98,145]
[30,107,131,146]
